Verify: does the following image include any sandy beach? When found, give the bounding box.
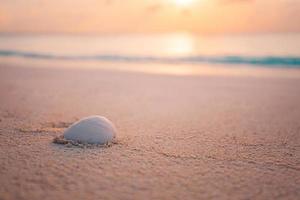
[0,64,300,200]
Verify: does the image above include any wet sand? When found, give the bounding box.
[0,64,300,200]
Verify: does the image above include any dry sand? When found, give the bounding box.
[0,64,300,200]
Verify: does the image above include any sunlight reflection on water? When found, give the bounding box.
[0,33,300,78]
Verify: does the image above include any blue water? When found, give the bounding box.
[0,49,299,67]
[0,33,300,68]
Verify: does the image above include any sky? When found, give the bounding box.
[0,0,300,34]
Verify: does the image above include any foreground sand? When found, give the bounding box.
[0,64,300,200]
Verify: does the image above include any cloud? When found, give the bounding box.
[146,4,163,13]
[104,0,114,5]
[218,0,254,4]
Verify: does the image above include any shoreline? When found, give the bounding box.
[1,58,300,79]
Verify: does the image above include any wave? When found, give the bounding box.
[0,50,300,67]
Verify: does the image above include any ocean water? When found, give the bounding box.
[0,33,300,69]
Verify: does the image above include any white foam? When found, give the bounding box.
[63,116,116,144]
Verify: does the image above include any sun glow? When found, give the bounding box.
[173,0,194,6]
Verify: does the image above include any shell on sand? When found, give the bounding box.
[63,116,116,144]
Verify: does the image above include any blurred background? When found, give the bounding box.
[0,0,300,75]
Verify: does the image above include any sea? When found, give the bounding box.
[0,33,300,76]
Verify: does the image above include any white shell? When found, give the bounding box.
[63,116,116,144]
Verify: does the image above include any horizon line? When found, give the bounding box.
[1,30,300,36]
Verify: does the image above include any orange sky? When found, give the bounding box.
[0,0,300,34]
